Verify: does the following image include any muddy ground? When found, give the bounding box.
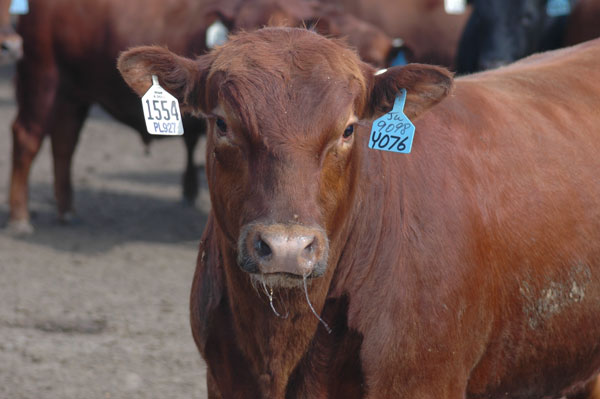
[0,63,210,399]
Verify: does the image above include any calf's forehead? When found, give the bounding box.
[210,29,365,77]
[204,29,367,137]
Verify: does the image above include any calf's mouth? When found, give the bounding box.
[237,222,329,288]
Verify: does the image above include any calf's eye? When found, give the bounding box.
[216,118,228,133]
[343,125,354,139]
[343,124,354,139]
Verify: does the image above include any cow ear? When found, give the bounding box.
[117,46,211,112]
[361,63,453,121]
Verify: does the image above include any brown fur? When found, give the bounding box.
[232,0,397,68]
[7,0,398,231]
[564,0,600,46]
[322,0,472,67]
[120,28,600,398]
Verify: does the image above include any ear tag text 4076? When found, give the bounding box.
[141,75,184,136]
[369,88,415,154]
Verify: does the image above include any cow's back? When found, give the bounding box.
[18,0,218,125]
[408,39,600,397]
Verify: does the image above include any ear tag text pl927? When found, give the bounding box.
[141,75,184,136]
[369,88,415,154]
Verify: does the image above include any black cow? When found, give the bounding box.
[455,0,576,74]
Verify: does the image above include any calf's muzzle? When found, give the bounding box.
[0,35,23,63]
[238,223,329,278]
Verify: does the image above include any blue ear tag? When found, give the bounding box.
[369,88,415,154]
[390,50,407,67]
[9,0,28,14]
[547,0,571,17]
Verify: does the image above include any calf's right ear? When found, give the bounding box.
[117,46,211,112]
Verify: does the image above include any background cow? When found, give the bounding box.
[6,0,399,234]
[0,0,22,63]
[324,0,472,67]
[120,28,600,398]
[231,0,404,67]
[455,0,600,74]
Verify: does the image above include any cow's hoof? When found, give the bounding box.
[58,211,81,225]
[181,196,198,208]
[5,219,35,235]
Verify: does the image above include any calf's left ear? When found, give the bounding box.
[117,46,210,112]
[361,63,453,121]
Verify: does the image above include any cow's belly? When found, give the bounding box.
[467,269,600,399]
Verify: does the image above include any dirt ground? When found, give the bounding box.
[0,63,210,398]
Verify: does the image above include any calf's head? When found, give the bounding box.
[118,28,452,287]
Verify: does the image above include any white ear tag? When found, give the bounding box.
[444,0,467,14]
[141,75,184,136]
[206,20,229,49]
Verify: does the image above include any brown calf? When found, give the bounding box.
[119,28,600,398]
[0,0,22,63]
[324,0,471,67]
[6,0,398,233]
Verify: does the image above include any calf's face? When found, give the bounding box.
[118,28,452,287]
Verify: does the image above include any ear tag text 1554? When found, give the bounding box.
[547,0,571,17]
[369,88,415,154]
[141,75,184,136]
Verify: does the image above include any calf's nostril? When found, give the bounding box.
[255,236,272,259]
[303,238,316,255]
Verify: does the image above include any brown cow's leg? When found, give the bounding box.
[8,64,58,234]
[8,118,45,234]
[567,375,600,399]
[206,369,223,399]
[49,95,90,222]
